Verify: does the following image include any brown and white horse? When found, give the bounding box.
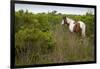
[61,16,86,37]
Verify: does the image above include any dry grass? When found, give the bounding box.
[43,24,95,63]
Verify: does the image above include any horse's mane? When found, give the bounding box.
[67,17,75,23]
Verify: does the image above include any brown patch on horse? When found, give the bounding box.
[73,22,81,33]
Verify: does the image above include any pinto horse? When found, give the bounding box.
[61,16,86,37]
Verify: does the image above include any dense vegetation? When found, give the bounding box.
[15,10,95,66]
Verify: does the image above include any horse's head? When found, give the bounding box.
[61,16,69,25]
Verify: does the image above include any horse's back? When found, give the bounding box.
[77,21,86,29]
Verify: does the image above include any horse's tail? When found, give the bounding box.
[81,22,86,37]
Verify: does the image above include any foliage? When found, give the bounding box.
[15,10,95,65]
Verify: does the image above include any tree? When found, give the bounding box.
[86,9,93,16]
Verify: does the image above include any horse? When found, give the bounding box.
[61,16,86,37]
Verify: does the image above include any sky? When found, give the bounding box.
[15,3,95,15]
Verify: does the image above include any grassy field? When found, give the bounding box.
[15,10,95,66]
